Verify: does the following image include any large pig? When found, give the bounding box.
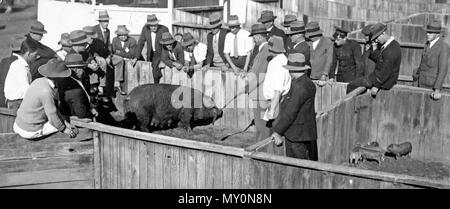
[124,84,223,132]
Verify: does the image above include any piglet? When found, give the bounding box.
[387,142,412,159]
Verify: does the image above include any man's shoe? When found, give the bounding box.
[115,86,127,95]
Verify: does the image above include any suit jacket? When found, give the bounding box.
[25,34,58,81]
[0,54,18,107]
[247,43,270,94]
[112,36,137,59]
[273,74,317,142]
[288,41,310,66]
[310,36,334,80]
[55,75,91,119]
[330,39,363,81]
[368,39,402,90]
[269,25,288,49]
[93,24,111,52]
[135,24,169,63]
[206,28,229,66]
[362,44,377,76]
[160,41,185,68]
[87,38,110,58]
[416,38,450,90]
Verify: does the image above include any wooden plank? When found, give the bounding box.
[0,154,93,174]
[155,143,164,189]
[178,148,188,189]
[0,128,93,147]
[93,131,101,189]
[187,149,197,189]
[0,141,93,161]
[139,141,148,189]
[130,139,139,189]
[146,142,156,189]
[196,150,206,189]
[170,146,180,189]
[4,180,93,189]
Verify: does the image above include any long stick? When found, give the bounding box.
[219,119,255,141]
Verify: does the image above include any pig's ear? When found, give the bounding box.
[203,96,215,108]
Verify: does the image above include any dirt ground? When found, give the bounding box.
[153,125,257,148]
[346,156,450,180]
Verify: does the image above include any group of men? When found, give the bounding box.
[0,8,448,160]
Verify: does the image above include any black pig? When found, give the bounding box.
[124,84,223,132]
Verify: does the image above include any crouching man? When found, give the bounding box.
[13,59,78,139]
[271,53,318,160]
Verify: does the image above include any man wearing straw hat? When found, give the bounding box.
[413,20,450,100]
[182,32,208,77]
[223,15,254,75]
[271,53,318,160]
[286,21,310,66]
[305,21,334,85]
[159,32,184,71]
[346,23,401,96]
[258,10,287,49]
[56,33,73,61]
[93,10,112,51]
[206,13,229,68]
[13,59,78,139]
[135,14,170,83]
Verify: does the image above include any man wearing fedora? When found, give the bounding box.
[305,22,334,84]
[25,20,58,81]
[13,59,78,139]
[56,33,73,61]
[271,53,318,160]
[413,21,450,100]
[223,15,254,75]
[263,36,291,122]
[361,24,377,76]
[286,21,310,66]
[182,32,208,77]
[346,23,402,96]
[282,14,297,30]
[258,10,288,50]
[206,14,229,68]
[0,35,22,107]
[159,32,184,71]
[112,25,137,94]
[330,26,363,83]
[4,35,38,112]
[93,10,112,51]
[135,14,170,83]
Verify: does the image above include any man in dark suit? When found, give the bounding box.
[93,10,112,52]
[286,21,310,67]
[305,22,334,85]
[111,25,137,95]
[346,23,402,96]
[159,32,184,70]
[135,14,169,83]
[330,26,363,82]
[258,10,288,50]
[206,14,229,68]
[271,53,318,160]
[413,21,450,100]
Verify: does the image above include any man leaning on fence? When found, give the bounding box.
[182,32,208,77]
[206,14,229,68]
[223,15,254,75]
[305,22,334,85]
[159,32,184,72]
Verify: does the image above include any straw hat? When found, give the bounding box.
[30,21,47,35]
[268,36,286,53]
[9,35,26,51]
[160,32,176,45]
[257,10,277,23]
[146,14,160,25]
[115,25,130,35]
[209,13,223,29]
[98,11,111,21]
[283,53,310,73]
[226,15,241,27]
[286,21,306,36]
[69,30,91,45]
[282,14,297,27]
[370,23,387,41]
[65,53,87,68]
[305,22,323,38]
[424,21,443,34]
[58,33,72,47]
[82,26,97,38]
[249,24,270,36]
[182,32,197,47]
[38,59,72,78]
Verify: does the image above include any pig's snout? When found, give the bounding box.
[212,107,223,125]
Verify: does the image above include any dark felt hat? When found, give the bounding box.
[98,10,111,21]
[30,21,47,35]
[282,14,297,27]
[361,24,375,36]
[146,14,160,25]
[160,32,176,45]
[70,30,91,45]
[58,33,72,47]
[115,25,130,35]
[38,58,72,78]
[286,21,306,36]
[268,36,286,53]
[305,22,323,38]
[370,23,387,41]
[227,15,241,27]
[424,21,443,33]
[283,53,310,72]
[249,24,270,36]
[65,53,87,68]
[182,32,197,47]
[258,10,277,23]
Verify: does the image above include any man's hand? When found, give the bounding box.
[370,87,379,96]
[231,66,241,76]
[130,58,138,66]
[271,132,284,147]
[63,127,77,138]
[173,62,183,70]
[317,75,328,87]
[88,62,99,71]
[431,89,442,100]
[90,108,99,117]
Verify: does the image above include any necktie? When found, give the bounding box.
[233,34,239,58]
[190,52,196,66]
[104,28,110,45]
[169,51,176,61]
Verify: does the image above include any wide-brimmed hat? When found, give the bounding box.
[182,32,197,47]
[82,26,97,38]
[38,59,72,78]
[227,15,241,27]
[146,14,160,25]
[361,24,374,36]
[97,10,111,21]
[70,30,92,45]
[209,13,223,29]
[370,23,387,41]
[30,21,47,35]
[424,21,443,33]
[282,14,297,27]
[115,25,130,35]
[268,36,286,53]
[160,32,176,45]
[10,35,26,51]
[58,33,72,47]
[257,10,277,23]
[305,22,323,38]
[249,24,270,36]
[286,21,306,36]
[64,53,87,68]
[283,53,311,72]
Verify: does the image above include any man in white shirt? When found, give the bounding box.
[4,35,38,111]
[223,15,254,75]
[182,32,208,77]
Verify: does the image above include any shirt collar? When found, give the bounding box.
[267,25,273,32]
[259,42,268,52]
[430,37,440,48]
[46,78,56,89]
[293,40,305,49]
[382,36,395,49]
[15,54,29,67]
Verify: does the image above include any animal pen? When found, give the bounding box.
[1,62,450,189]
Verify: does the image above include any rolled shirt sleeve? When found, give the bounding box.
[194,43,208,63]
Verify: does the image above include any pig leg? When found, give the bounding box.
[179,109,193,132]
[135,110,151,133]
